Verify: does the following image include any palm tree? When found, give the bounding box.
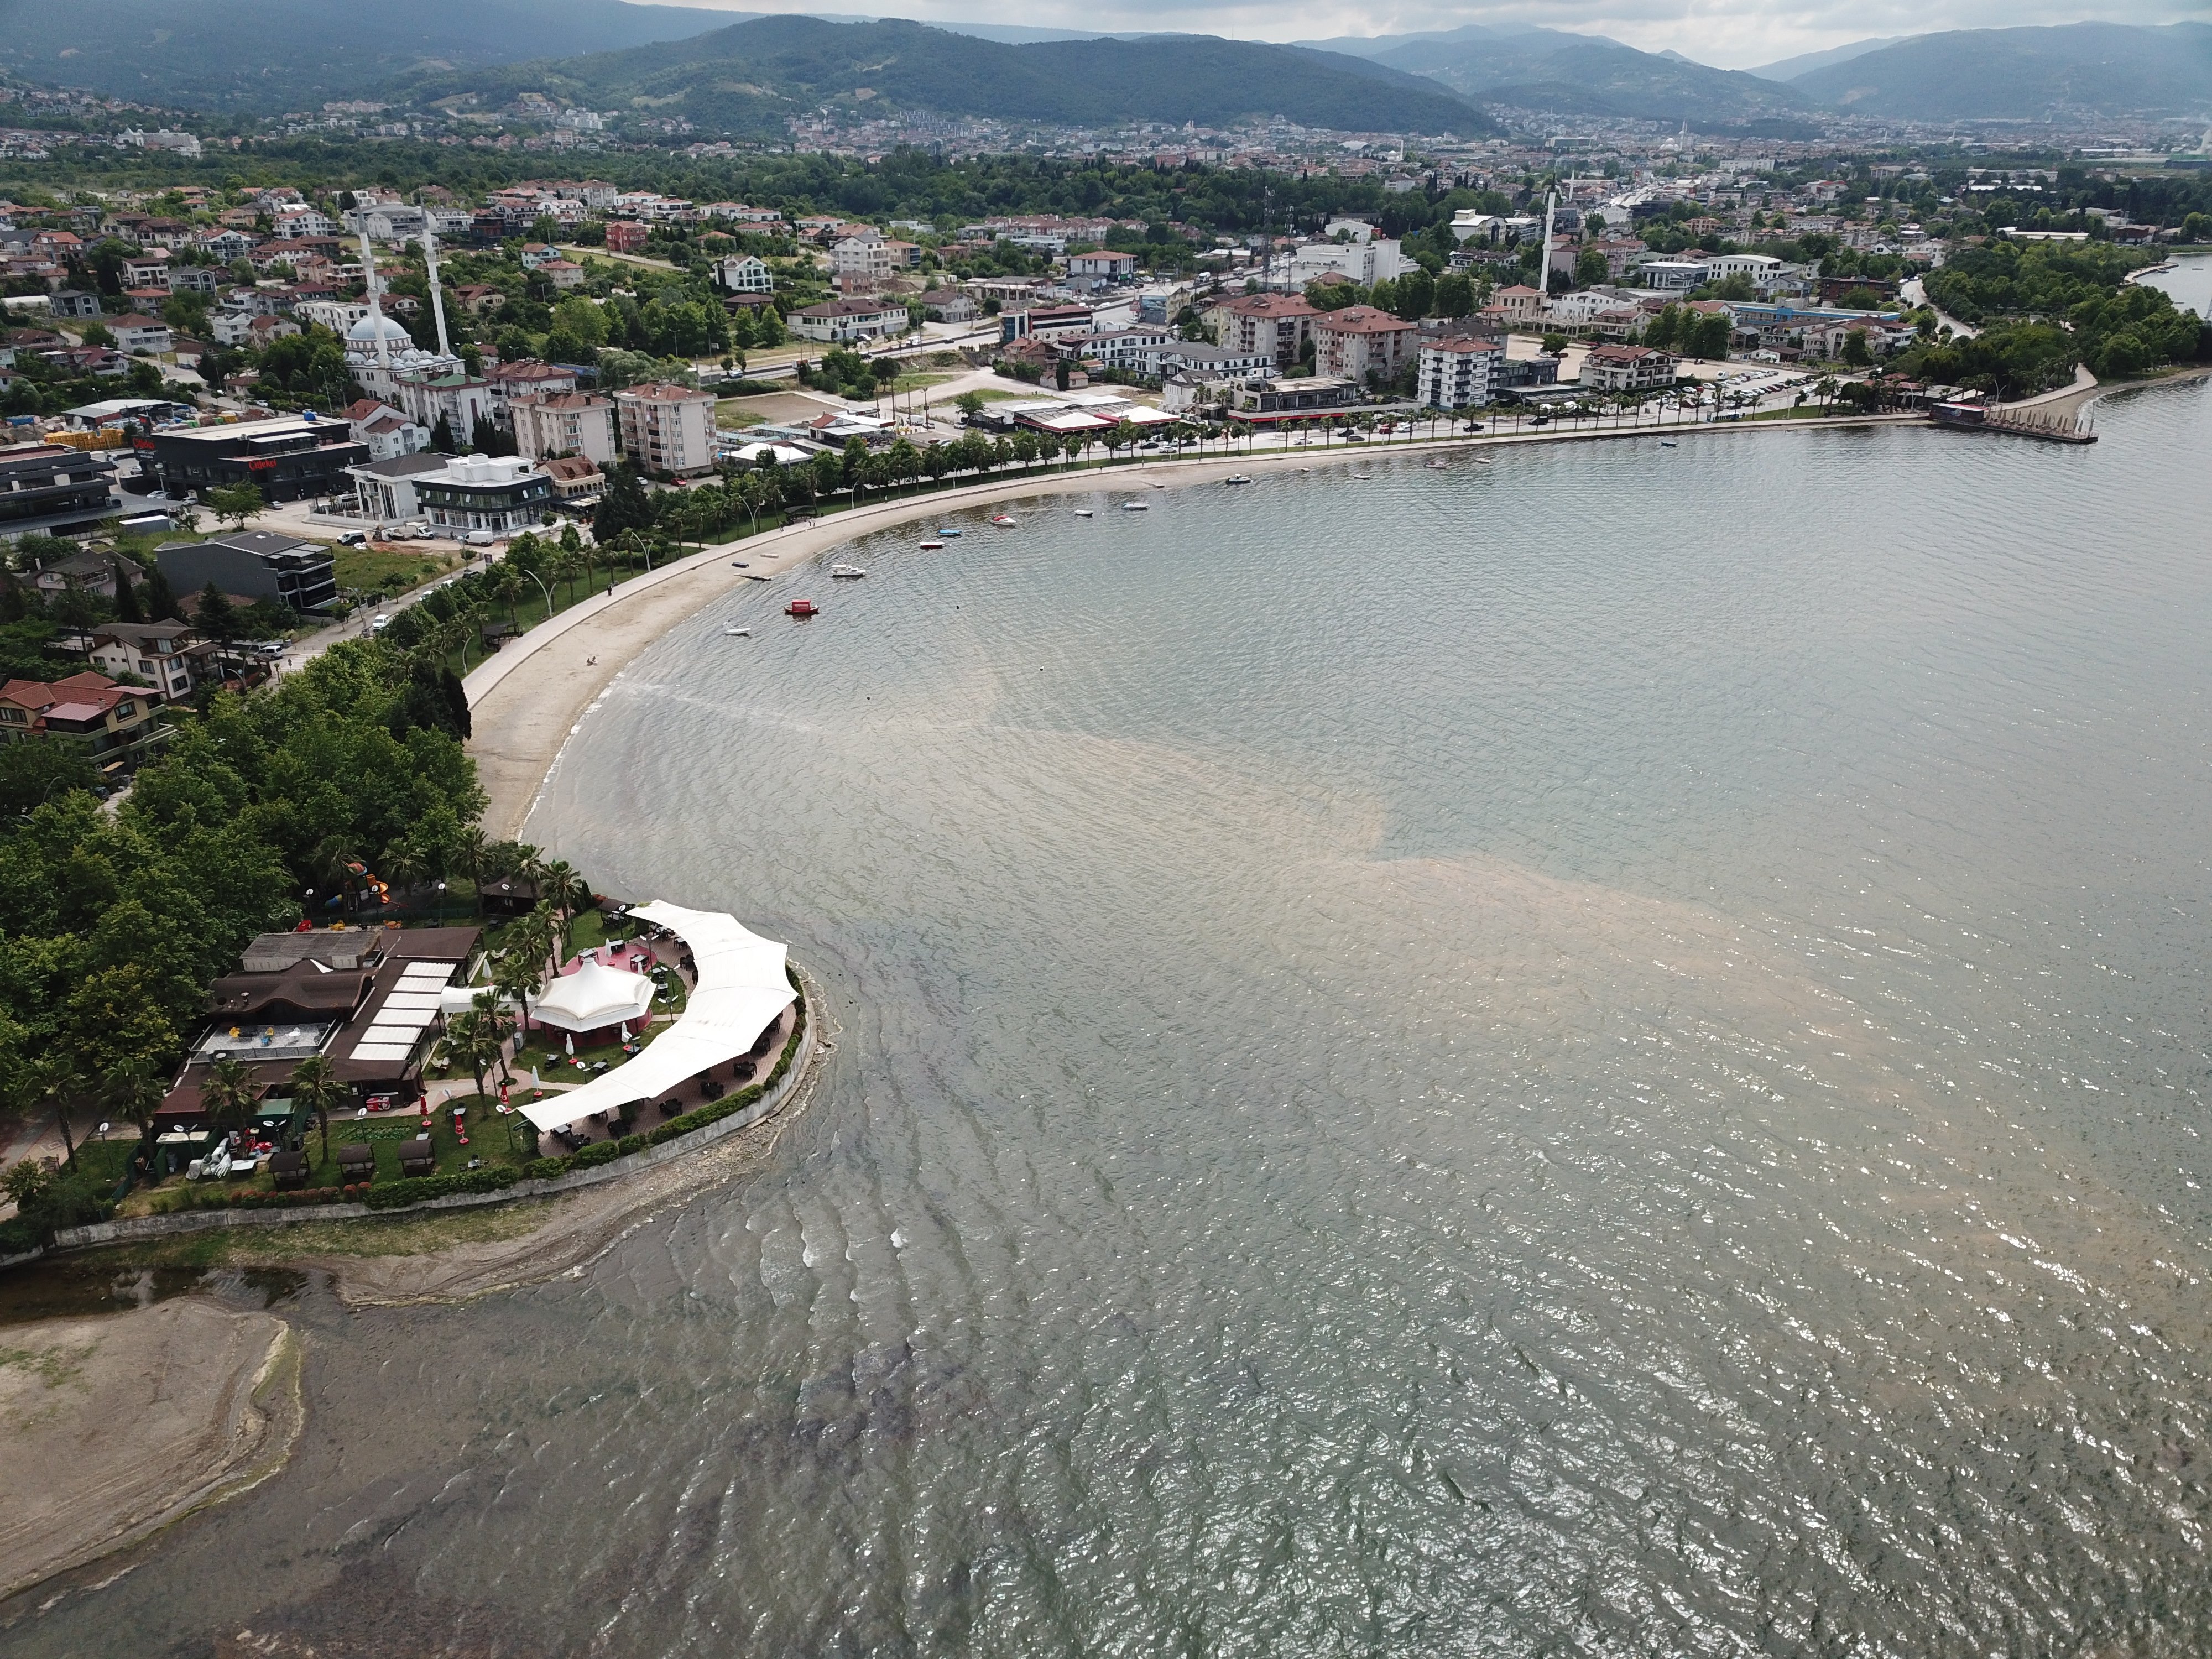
[492,950,540,1041]
[287,1053,346,1171]
[102,1058,167,1165]
[455,825,489,916]
[30,1055,86,1171]
[435,1009,488,1103]
[538,859,592,949]
[200,1055,258,1155]
[468,990,515,1089]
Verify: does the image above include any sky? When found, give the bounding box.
[641,0,2206,70]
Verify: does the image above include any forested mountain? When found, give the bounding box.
[1745,36,1903,82]
[0,0,746,111]
[392,16,1492,136]
[1298,23,1816,131]
[1786,23,2212,119]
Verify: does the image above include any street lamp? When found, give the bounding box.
[436,880,447,925]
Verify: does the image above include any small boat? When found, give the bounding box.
[1122,500,1149,512]
[920,539,945,550]
[731,560,749,568]
[786,599,818,618]
[723,625,751,637]
[990,514,1015,526]
[935,527,962,538]
[1073,508,1093,518]
[1224,474,1253,486]
[832,564,866,579]
[1353,472,1372,481]
[1424,458,1448,469]
[1660,440,1678,448]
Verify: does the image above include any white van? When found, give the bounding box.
[462,529,498,547]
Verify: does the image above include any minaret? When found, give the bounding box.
[420,224,453,358]
[358,228,394,380]
[1540,188,1557,296]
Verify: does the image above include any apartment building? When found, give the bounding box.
[615,382,718,478]
[510,391,618,467]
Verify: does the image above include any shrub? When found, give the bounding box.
[570,1139,622,1170]
[359,1167,521,1211]
[523,1156,570,1181]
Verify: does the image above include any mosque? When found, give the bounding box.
[343,237,493,444]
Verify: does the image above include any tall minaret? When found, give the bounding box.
[359,227,392,379]
[1540,187,1557,296]
[420,223,453,358]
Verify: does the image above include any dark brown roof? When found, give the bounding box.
[207,964,373,1021]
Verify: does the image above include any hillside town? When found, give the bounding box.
[0,145,2195,791]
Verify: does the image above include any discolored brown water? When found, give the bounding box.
[9,383,2212,1657]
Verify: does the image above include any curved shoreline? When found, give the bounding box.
[467,411,1928,837]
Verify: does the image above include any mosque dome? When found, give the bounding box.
[346,313,415,347]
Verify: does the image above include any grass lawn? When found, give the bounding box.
[886,372,953,393]
[715,402,767,429]
[126,1093,538,1216]
[333,544,461,594]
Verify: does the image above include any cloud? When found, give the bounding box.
[655,0,2209,70]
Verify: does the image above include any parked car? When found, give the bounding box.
[337,530,367,546]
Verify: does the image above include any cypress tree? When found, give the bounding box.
[111,567,144,623]
[143,567,182,622]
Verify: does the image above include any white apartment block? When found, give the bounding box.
[511,391,618,467]
[1417,336,1502,410]
[615,382,717,478]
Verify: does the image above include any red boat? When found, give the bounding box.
[786,599,818,617]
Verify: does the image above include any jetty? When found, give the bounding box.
[1928,401,2098,445]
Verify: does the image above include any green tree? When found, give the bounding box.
[199,1055,258,1154]
[206,482,264,531]
[1841,329,1873,368]
[102,1058,167,1158]
[28,1054,85,1172]
[1436,272,1474,320]
[593,462,653,540]
[1576,248,1609,288]
[287,1053,346,1170]
[430,413,457,455]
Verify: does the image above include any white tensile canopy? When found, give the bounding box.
[520,902,796,1133]
[529,958,655,1034]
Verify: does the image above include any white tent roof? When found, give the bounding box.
[529,958,655,1033]
[520,902,795,1132]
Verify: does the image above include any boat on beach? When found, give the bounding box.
[832,564,867,579]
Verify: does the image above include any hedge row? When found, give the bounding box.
[359,1166,524,1211]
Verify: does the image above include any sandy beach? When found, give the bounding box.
[0,1301,300,1605]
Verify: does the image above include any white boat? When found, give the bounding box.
[1123,500,1149,511]
[919,539,945,550]
[832,564,867,579]
[1424,458,1448,469]
[990,514,1016,526]
[723,625,751,637]
[1224,474,1253,486]
[1072,508,1094,518]
[1353,473,1373,481]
